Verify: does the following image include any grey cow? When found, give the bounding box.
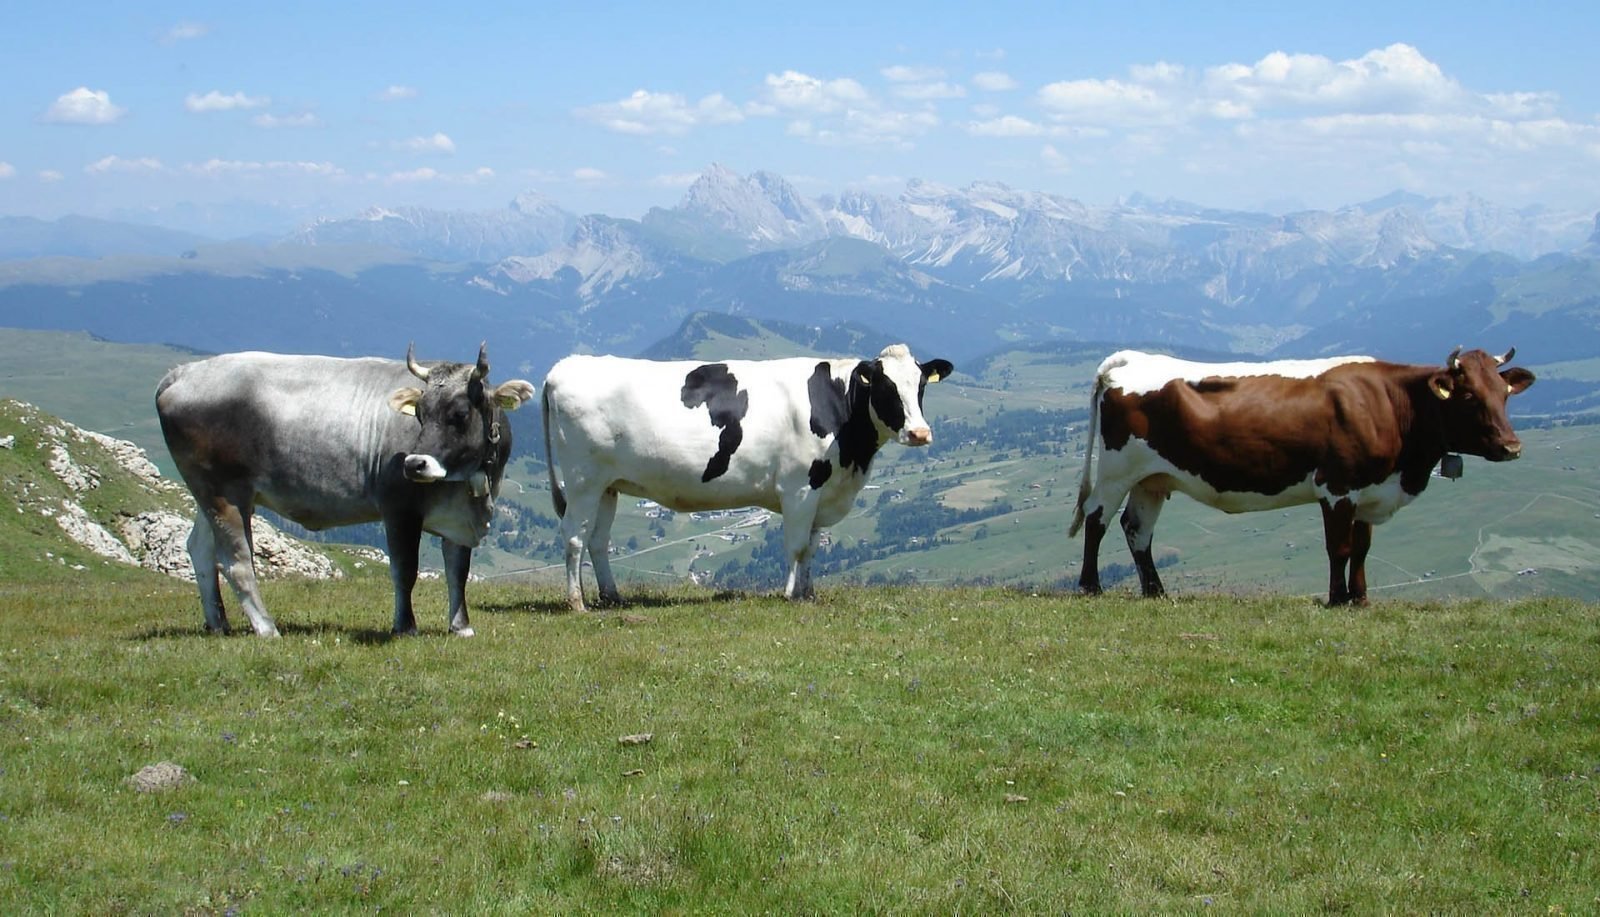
[155,344,534,636]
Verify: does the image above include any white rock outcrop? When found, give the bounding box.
[6,399,348,582]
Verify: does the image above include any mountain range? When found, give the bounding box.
[2,165,1598,417]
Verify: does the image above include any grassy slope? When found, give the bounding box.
[0,329,195,475]
[0,577,1595,911]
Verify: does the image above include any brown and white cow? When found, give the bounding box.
[1068,347,1535,605]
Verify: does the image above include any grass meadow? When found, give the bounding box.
[1,572,1597,912]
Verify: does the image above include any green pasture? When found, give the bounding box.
[1,575,1596,912]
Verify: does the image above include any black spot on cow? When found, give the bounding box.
[681,363,749,482]
[808,459,832,489]
[806,360,888,475]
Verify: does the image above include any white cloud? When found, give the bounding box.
[847,108,938,140]
[254,112,322,128]
[882,65,944,83]
[0,162,13,179]
[573,167,608,182]
[1130,61,1186,84]
[894,81,966,101]
[577,89,744,135]
[38,170,63,183]
[187,159,344,177]
[966,115,1045,137]
[972,71,1019,92]
[1203,44,1462,115]
[397,132,456,154]
[160,22,208,44]
[376,85,419,102]
[1040,144,1071,173]
[1484,91,1559,119]
[43,87,125,125]
[185,91,271,113]
[363,165,495,185]
[1037,77,1167,124]
[385,167,440,183]
[762,70,869,114]
[85,155,163,175]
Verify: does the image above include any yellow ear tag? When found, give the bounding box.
[1431,382,1452,401]
[858,373,871,385]
[927,371,942,383]
[399,403,417,416]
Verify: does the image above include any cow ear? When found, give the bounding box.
[389,387,422,416]
[921,359,954,383]
[493,379,536,411]
[1428,371,1454,401]
[855,360,875,387]
[1502,367,1535,396]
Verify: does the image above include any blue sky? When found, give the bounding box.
[4,1,1600,232]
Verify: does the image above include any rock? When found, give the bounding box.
[126,761,195,793]
[618,733,653,746]
[52,500,135,564]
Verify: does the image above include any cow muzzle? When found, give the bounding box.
[403,453,449,482]
[1496,441,1523,462]
[902,426,933,447]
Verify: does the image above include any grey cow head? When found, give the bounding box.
[387,343,535,494]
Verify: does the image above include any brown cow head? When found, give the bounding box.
[1427,347,1536,461]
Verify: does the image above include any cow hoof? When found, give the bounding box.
[392,627,420,637]
[451,627,476,638]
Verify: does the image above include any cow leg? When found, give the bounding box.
[185,512,229,634]
[205,497,279,637]
[442,539,474,637]
[779,497,822,600]
[1077,480,1131,595]
[1121,482,1168,598]
[558,483,604,612]
[1347,520,1374,607]
[1319,498,1357,606]
[783,526,821,600]
[384,513,423,635]
[588,489,623,607]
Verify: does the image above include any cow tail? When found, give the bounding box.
[1068,370,1106,538]
[542,383,567,518]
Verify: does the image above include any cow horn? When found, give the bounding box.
[1495,346,1515,365]
[406,342,430,381]
[473,341,489,381]
[1447,346,1463,371]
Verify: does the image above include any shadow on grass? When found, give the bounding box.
[475,589,767,618]
[128,620,404,645]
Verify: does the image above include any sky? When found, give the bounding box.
[4,1,1600,235]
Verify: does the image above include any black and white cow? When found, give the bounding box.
[541,344,953,611]
[155,344,535,637]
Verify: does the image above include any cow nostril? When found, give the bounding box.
[907,427,933,446]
